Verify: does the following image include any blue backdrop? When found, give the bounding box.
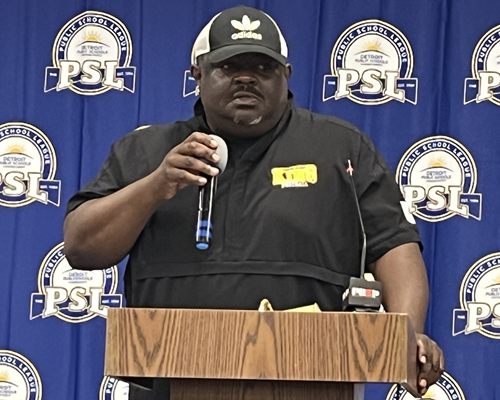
[1,1,499,399]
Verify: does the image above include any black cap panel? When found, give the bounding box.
[208,6,282,54]
[191,6,287,66]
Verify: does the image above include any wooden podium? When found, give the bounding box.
[105,308,419,400]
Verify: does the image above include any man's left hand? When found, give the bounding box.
[416,333,445,395]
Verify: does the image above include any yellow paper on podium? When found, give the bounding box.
[258,299,321,313]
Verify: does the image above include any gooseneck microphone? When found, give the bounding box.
[346,159,367,276]
[342,159,383,311]
[195,135,228,250]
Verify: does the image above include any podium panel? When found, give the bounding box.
[171,379,364,400]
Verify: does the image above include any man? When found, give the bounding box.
[64,6,444,399]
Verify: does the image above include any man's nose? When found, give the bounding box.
[234,70,257,85]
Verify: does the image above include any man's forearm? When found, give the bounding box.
[369,242,429,333]
[64,172,165,269]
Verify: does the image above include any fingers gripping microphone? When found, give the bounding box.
[195,135,228,250]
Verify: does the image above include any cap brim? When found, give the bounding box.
[206,45,287,66]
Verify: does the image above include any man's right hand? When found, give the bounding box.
[64,131,222,269]
[156,131,221,199]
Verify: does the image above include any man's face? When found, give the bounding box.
[192,52,291,138]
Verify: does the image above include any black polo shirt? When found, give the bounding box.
[66,98,420,312]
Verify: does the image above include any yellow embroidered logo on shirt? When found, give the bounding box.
[271,164,318,188]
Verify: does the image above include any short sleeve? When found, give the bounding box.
[65,124,186,217]
[65,142,125,216]
[354,134,421,264]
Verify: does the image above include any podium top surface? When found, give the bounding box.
[105,308,417,391]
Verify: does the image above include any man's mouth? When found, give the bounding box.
[232,91,261,106]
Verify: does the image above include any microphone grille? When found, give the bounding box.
[209,134,228,173]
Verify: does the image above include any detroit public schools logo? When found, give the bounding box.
[0,122,60,208]
[100,377,129,400]
[464,24,500,105]
[271,164,317,188]
[396,136,481,222]
[0,350,42,400]
[453,252,500,339]
[323,19,417,105]
[386,371,465,400]
[30,242,122,323]
[45,11,135,95]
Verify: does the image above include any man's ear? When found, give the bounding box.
[285,63,292,79]
[191,64,201,81]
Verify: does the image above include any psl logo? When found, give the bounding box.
[386,371,465,400]
[0,122,60,208]
[453,252,500,339]
[464,24,500,105]
[396,136,481,222]
[0,350,42,400]
[323,20,418,105]
[30,242,122,323]
[100,377,129,400]
[45,11,136,95]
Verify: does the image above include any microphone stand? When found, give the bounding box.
[342,160,383,312]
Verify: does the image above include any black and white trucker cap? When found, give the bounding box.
[191,6,288,66]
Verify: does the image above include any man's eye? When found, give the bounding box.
[258,63,275,71]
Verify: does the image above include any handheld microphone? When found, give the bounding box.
[342,159,383,311]
[195,134,228,250]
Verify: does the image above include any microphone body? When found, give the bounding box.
[195,175,217,250]
[195,134,228,250]
[342,159,383,312]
